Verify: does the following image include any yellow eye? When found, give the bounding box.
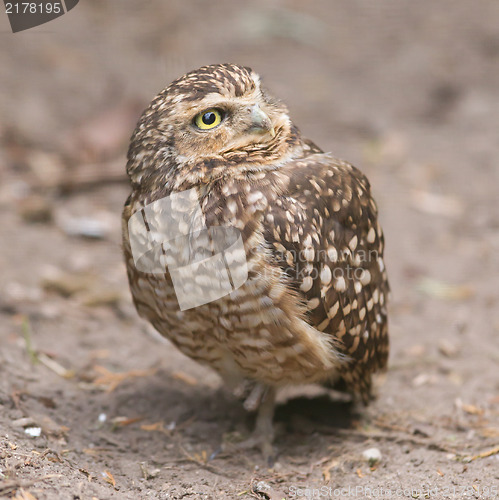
[194,109,224,130]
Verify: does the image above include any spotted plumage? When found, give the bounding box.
[122,63,389,458]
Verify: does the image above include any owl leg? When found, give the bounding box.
[225,385,276,464]
[251,385,276,463]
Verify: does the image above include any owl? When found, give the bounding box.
[122,63,389,461]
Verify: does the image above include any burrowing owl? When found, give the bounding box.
[122,63,389,459]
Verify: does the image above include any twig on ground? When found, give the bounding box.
[460,445,499,463]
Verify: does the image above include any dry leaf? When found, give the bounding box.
[103,470,116,487]
[112,416,143,427]
[461,404,484,416]
[92,365,156,392]
[140,421,168,433]
[322,458,339,482]
[13,489,38,500]
[193,450,208,464]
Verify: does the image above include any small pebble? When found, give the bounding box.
[362,447,382,466]
[24,427,42,437]
[438,339,460,358]
[254,481,271,494]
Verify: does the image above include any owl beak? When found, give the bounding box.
[249,105,276,138]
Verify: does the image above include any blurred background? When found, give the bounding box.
[1,1,498,497]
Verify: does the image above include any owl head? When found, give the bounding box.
[127,64,297,189]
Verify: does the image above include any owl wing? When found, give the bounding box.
[261,152,389,401]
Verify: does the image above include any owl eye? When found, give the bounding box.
[194,109,224,130]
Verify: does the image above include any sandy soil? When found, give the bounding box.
[1,1,499,498]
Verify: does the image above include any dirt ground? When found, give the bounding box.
[1,1,499,498]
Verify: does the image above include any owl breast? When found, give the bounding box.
[122,176,343,388]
